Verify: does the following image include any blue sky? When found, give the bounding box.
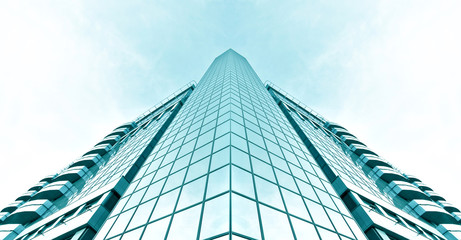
[1,1,460,210]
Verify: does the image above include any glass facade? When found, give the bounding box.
[93,49,365,240]
[0,49,460,240]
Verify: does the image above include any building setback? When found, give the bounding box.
[0,49,460,240]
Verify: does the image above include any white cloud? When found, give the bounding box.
[311,1,461,207]
[0,2,162,208]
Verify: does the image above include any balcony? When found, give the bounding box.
[370,166,407,183]
[1,201,24,213]
[0,212,9,222]
[114,121,137,131]
[405,199,456,224]
[438,201,461,213]
[384,181,430,201]
[55,166,90,183]
[452,212,461,223]
[105,128,129,138]
[340,135,364,146]
[31,181,76,201]
[323,122,346,131]
[349,143,378,157]
[40,174,56,183]
[331,125,348,133]
[83,143,112,157]
[404,174,421,183]
[0,224,25,240]
[15,191,37,202]
[436,224,461,240]
[425,190,445,202]
[28,181,48,192]
[331,128,356,138]
[413,181,433,191]
[357,154,392,168]
[3,200,55,224]
[69,154,103,168]
[97,135,121,146]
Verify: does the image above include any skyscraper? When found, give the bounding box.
[0,49,460,240]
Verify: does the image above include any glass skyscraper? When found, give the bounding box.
[1,49,460,240]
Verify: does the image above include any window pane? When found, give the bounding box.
[315,188,337,210]
[290,217,319,240]
[176,176,206,210]
[206,166,230,198]
[150,188,180,221]
[210,147,230,171]
[190,143,212,164]
[231,166,255,199]
[127,198,156,230]
[124,188,147,211]
[153,163,173,182]
[171,153,191,173]
[345,217,368,240]
[111,197,129,216]
[317,228,341,240]
[141,216,171,240]
[275,169,297,192]
[185,157,210,182]
[231,133,247,152]
[167,205,201,240]
[269,153,290,172]
[281,188,311,222]
[142,178,166,203]
[304,198,333,230]
[255,177,283,210]
[136,172,155,190]
[163,168,186,192]
[214,133,231,151]
[231,147,250,171]
[325,208,354,238]
[121,227,143,240]
[296,179,319,202]
[200,194,229,239]
[94,217,116,239]
[252,157,275,182]
[259,205,294,240]
[107,208,136,238]
[231,235,248,240]
[231,194,261,239]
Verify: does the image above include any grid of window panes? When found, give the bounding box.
[68,94,186,204]
[274,92,393,204]
[94,50,366,240]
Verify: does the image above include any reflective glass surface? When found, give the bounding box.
[95,50,366,240]
[275,91,393,204]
